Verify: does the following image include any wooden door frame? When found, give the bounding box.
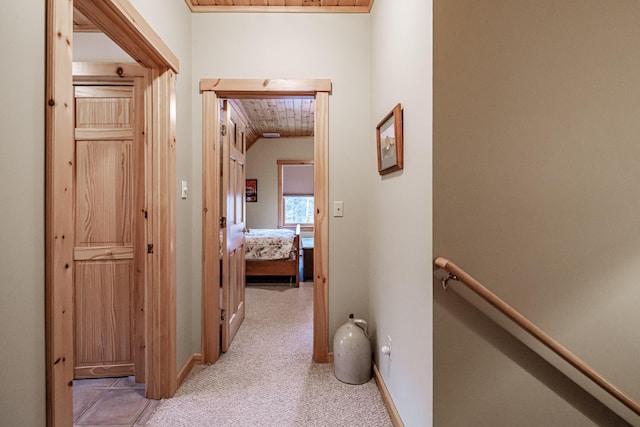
[46,1,179,425]
[200,79,331,365]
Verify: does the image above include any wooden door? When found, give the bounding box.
[221,100,247,352]
[73,84,141,379]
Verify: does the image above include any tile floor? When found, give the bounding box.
[73,376,160,426]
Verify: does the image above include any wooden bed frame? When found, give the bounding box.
[245,225,300,287]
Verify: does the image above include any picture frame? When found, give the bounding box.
[246,179,257,202]
[376,103,404,175]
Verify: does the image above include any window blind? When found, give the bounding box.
[283,164,314,195]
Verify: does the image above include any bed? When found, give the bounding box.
[244,225,300,287]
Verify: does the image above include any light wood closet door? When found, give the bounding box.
[73,85,138,379]
[221,100,247,352]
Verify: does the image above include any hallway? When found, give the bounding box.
[73,282,390,426]
[149,282,391,426]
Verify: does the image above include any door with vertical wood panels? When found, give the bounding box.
[73,84,141,379]
[221,100,247,352]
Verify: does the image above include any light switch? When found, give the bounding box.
[181,180,188,199]
[333,201,344,217]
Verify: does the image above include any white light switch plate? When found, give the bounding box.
[181,180,188,199]
[333,201,344,217]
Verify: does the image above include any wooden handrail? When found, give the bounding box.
[434,256,640,417]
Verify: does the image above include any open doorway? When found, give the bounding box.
[46,1,179,425]
[200,79,332,366]
[70,64,161,425]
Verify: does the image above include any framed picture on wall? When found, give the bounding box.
[376,103,404,175]
[246,179,257,202]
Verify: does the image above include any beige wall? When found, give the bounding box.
[246,137,314,231]
[191,12,372,346]
[368,0,433,425]
[74,33,134,62]
[0,1,46,425]
[128,0,196,370]
[434,0,640,425]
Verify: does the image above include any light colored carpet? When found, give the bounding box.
[148,283,392,427]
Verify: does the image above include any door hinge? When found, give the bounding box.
[220,309,226,322]
[147,244,154,254]
[220,124,227,136]
[220,216,227,228]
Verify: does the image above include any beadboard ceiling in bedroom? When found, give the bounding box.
[231,98,315,149]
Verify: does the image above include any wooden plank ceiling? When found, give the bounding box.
[232,98,315,149]
[186,0,373,13]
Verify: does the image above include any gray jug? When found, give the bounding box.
[333,314,372,384]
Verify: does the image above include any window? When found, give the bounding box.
[278,160,314,229]
[283,195,314,224]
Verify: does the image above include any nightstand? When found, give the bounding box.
[301,237,314,281]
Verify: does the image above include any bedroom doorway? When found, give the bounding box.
[201,79,331,365]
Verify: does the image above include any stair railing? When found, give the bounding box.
[434,256,640,418]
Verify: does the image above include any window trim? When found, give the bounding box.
[277,160,314,231]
